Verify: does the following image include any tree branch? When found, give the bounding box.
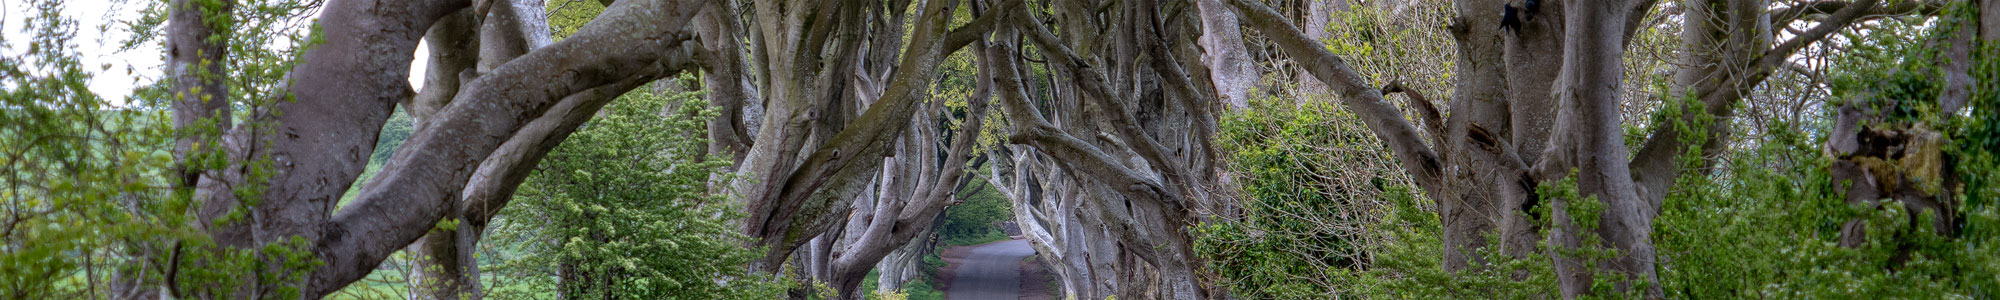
[1768,0,1942,28]
[307,0,704,296]
[1628,0,1880,205]
[750,0,964,266]
[1225,0,1446,198]
[1621,0,1663,47]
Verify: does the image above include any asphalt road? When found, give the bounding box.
[946,239,1036,300]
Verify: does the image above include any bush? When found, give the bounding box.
[481,81,784,299]
[1196,97,1417,299]
[937,179,1011,246]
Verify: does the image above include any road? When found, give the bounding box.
[946,239,1036,300]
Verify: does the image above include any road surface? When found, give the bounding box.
[946,239,1036,300]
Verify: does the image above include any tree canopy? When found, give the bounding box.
[1,0,1995,299]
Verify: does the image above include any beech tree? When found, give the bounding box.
[153,0,706,297]
[85,0,1987,298]
[1222,0,1979,297]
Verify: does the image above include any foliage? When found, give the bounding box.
[3,0,325,298]
[937,180,1011,246]
[546,0,608,40]
[1649,8,2000,298]
[2,3,177,298]
[858,268,945,300]
[1205,5,1998,300]
[1196,97,1412,299]
[369,108,412,165]
[479,79,783,299]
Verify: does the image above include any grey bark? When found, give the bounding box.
[409,9,479,124]
[405,1,561,298]
[1828,0,1987,249]
[824,37,995,297]
[1540,1,1662,296]
[697,1,757,162]
[141,0,236,298]
[977,1,1230,295]
[166,0,709,297]
[168,0,235,190]
[733,0,1009,280]
[1195,0,1258,110]
[1228,2,1915,295]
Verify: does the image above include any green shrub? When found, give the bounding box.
[481,81,783,299]
[1197,97,1418,299]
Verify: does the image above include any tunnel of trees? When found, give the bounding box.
[2,0,1996,299]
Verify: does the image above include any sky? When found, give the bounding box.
[2,0,158,103]
[1,0,430,104]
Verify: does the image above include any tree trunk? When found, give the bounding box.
[1195,0,1258,110]
[1541,1,1661,296]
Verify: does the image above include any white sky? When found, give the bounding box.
[2,0,158,102]
[1,0,429,104]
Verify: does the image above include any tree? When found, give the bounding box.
[152,0,707,297]
[1221,0,1954,296]
[479,83,782,299]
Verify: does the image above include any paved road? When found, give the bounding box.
[947,239,1036,300]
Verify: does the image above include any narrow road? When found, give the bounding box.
[946,239,1036,300]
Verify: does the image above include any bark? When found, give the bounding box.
[1227,0,1444,206]
[1228,3,1919,292]
[143,0,236,298]
[1626,0,1889,224]
[979,2,1227,295]
[825,37,996,298]
[1538,1,1663,296]
[988,146,1102,300]
[406,1,561,298]
[168,0,235,190]
[1296,0,1350,95]
[1195,0,1258,110]
[871,231,931,294]
[187,0,474,297]
[697,1,757,162]
[409,9,480,124]
[168,0,707,297]
[1829,0,1987,249]
[1432,0,1520,269]
[736,0,1012,278]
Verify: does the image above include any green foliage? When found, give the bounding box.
[858,268,945,300]
[1207,6,1998,299]
[481,79,783,299]
[3,0,324,298]
[370,108,413,165]
[2,4,178,298]
[1199,96,1565,298]
[1649,7,2000,298]
[937,181,1011,246]
[1306,1,1457,99]
[1651,123,1996,298]
[546,0,608,40]
[1196,96,1415,298]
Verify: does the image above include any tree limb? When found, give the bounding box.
[307,1,704,296]
[1628,0,1880,205]
[1225,0,1446,198]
